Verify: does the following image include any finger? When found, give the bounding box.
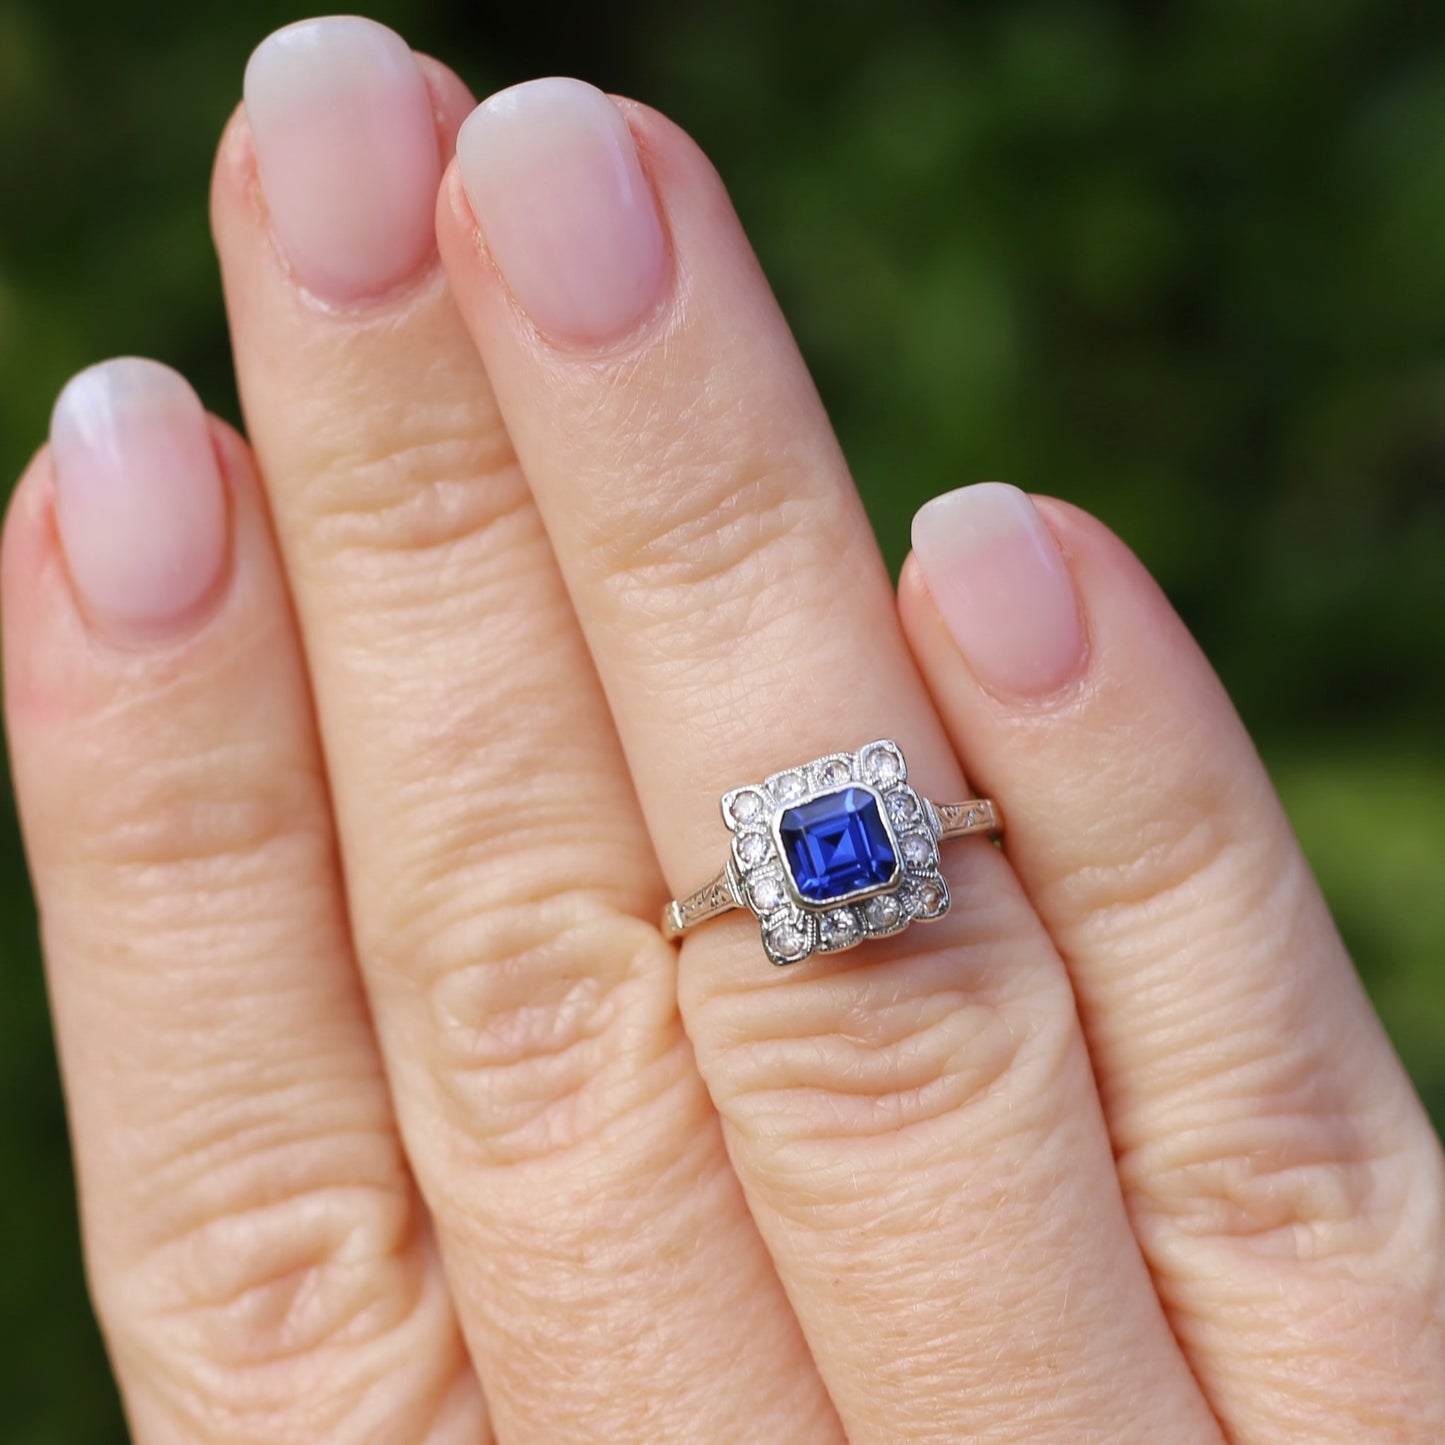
[901,483,1445,1443]
[438,79,1221,1443]
[216,21,838,1443]
[3,361,485,1443]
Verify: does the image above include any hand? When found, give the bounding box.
[6,17,1442,1442]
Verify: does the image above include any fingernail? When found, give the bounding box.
[49,359,229,638]
[244,17,440,301]
[911,483,1085,700]
[456,77,668,344]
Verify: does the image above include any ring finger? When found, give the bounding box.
[439,79,1221,1443]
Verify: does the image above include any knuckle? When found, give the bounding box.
[288,385,526,565]
[76,742,330,904]
[41,594,334,905]
[1048,749,1292,947]
[688,920,1077,1193]
[1121,1087,1437,1265]
[1128,1126,1445,1434]
[370,746,625,906]
[1127,1126,1377,1261]
[379,893,686,1170]
[107,1180,416,1368]
[579,429,842,634]
[1062,799,1252,931]
[101,1172,475,1442]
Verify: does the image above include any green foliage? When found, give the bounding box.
[1,2,1442,1438]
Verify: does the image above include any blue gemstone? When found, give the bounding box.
[779,787,898,903]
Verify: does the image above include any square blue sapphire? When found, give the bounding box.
[778,787,898,904]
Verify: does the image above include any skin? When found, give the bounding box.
[5,35,1443,1445]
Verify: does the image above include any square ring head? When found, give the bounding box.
[720,741,951,966]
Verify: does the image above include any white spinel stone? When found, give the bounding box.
[819,757,851,787]
[901,833,933,867]
[750,873,786,911]
[821,908,859,946]
[770,921,808,958]
[775,772,806,803]
[866,894,902,929]
[888,790,921,823]
[732,790,766,824]
[737,833,769,867]
[863,746,902,784]
[916,881,945,916]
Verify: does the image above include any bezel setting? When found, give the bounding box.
[721,740,951,966]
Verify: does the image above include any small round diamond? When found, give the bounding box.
[914,880,947,917]
[820,908,860,948]
[865,893,902,930]
[774,771,807,804]
[817,757,852,787]
[901,833,934,868]
[768,919,810,960]
[736,832,770,867]
[861,744,903,786]
[887,789,921,825]
[749,872,786,912]
[730,789,767,825]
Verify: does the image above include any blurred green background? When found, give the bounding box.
[2,0,1444,1438]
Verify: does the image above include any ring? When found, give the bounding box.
[662,739,1002,965]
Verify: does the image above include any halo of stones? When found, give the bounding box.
[721,739,951,966]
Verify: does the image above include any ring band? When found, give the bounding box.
[662,739,1002,965]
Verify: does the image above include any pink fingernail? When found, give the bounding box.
[455,77,668,345]
[49,359,229,638]
[244,17,440,302]
[911,483,1086,701]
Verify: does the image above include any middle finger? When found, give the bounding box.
[439,79,1221,1443]
[215,22,837,1443]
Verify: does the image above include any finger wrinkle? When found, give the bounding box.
[695,950,1072,1158]
[381,897,686,1169]
[1122,1087,1423,1265]
[569,400,854,600]
[289,416,523,566]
